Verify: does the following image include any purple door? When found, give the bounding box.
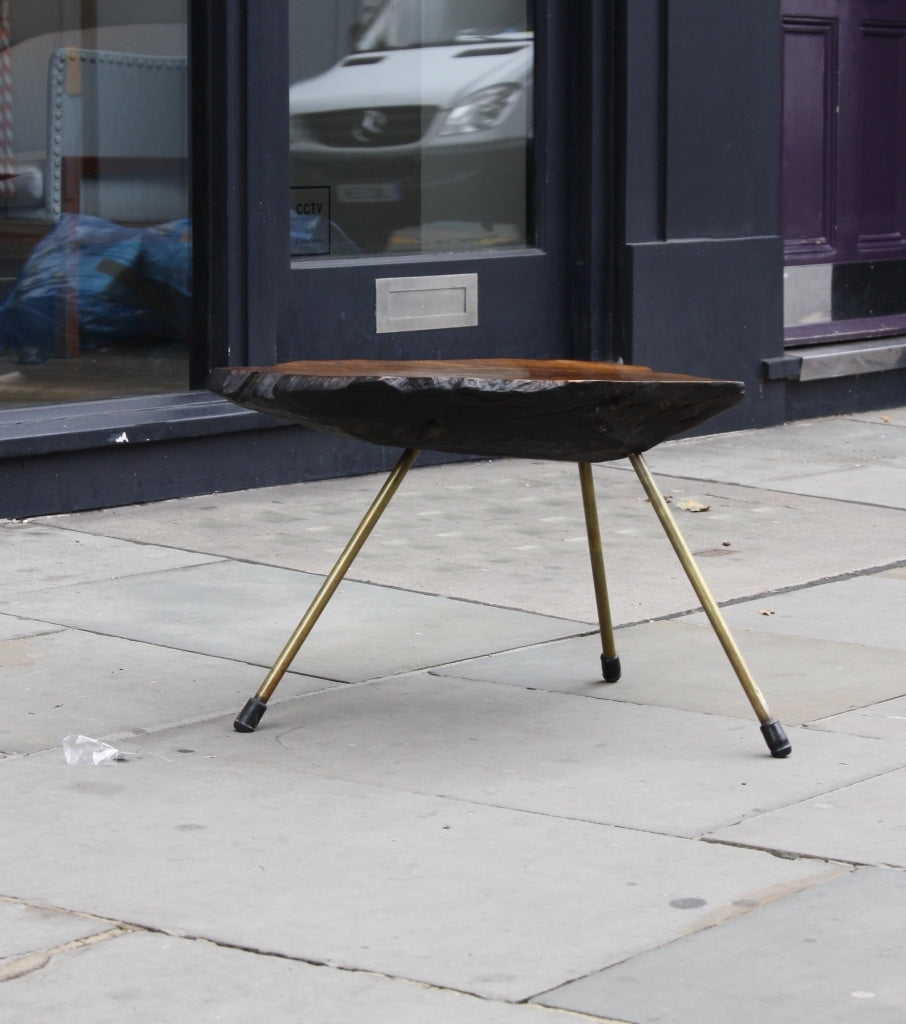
[782,0,906,265]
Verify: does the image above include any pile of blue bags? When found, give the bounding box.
[0,214,192,361]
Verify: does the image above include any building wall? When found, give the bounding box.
[0,0,808,517]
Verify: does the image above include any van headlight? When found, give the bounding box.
[439,84,522,135]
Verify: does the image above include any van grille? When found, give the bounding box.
[296,106,436,147]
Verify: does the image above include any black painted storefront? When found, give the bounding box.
[1,0,901,519]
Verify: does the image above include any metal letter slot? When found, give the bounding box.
[375,273,478,333]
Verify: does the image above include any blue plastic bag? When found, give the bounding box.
[0,214,192,359]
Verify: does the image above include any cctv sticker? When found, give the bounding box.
[290,186,331,256]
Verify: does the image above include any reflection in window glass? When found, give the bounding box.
[0,1,189,409]
[289,0,532,258]
[784,260,906,330]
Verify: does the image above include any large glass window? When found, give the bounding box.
[0,1,189,408]
[289,0,532,257]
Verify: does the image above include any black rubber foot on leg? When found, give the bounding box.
[761,718,792,758]
[601,653,622,683]
[234,697,268,733]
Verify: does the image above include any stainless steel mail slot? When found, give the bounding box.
[375,273,478,334]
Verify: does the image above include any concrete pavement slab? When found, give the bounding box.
[658,413,906,471]
[34,460,715,625]
[0,629,331,755]
[771,463,906,507]
[151,676,906,838]
[1,521,221,593]
[706,767,906,867]
[1,929,617,1024]
[645,415,906,506]
[683,573,906,651]
[536,867,905,1024]
[0,749,846,1001]
[0,613,61,642]
[0,898,112,962]
[432,620,906,725]
[36,458,906,622]
[0,560,585,683]
[810,694,906,740]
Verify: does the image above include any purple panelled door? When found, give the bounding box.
[782,0,906,265]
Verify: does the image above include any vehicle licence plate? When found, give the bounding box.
[337,183,401,203]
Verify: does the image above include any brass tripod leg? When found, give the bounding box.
[578,462,621,681]
[234,447,420,733]
[628,452,791,758]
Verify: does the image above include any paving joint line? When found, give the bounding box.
[698,835,904,871]
[0,896,138,983]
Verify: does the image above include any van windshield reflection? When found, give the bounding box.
[356,0,532,51]
[289,0,532,257]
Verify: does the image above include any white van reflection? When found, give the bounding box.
[289,0,532,254]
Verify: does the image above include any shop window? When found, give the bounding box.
[288,0,532,258]
[0,1,189,408]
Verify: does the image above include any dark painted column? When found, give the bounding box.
[619,0,786,431]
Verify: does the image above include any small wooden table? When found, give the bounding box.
[208,359,791,758]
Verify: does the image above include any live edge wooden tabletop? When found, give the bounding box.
[207,358,744,463]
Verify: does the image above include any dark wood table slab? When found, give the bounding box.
[207,358,744,462]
